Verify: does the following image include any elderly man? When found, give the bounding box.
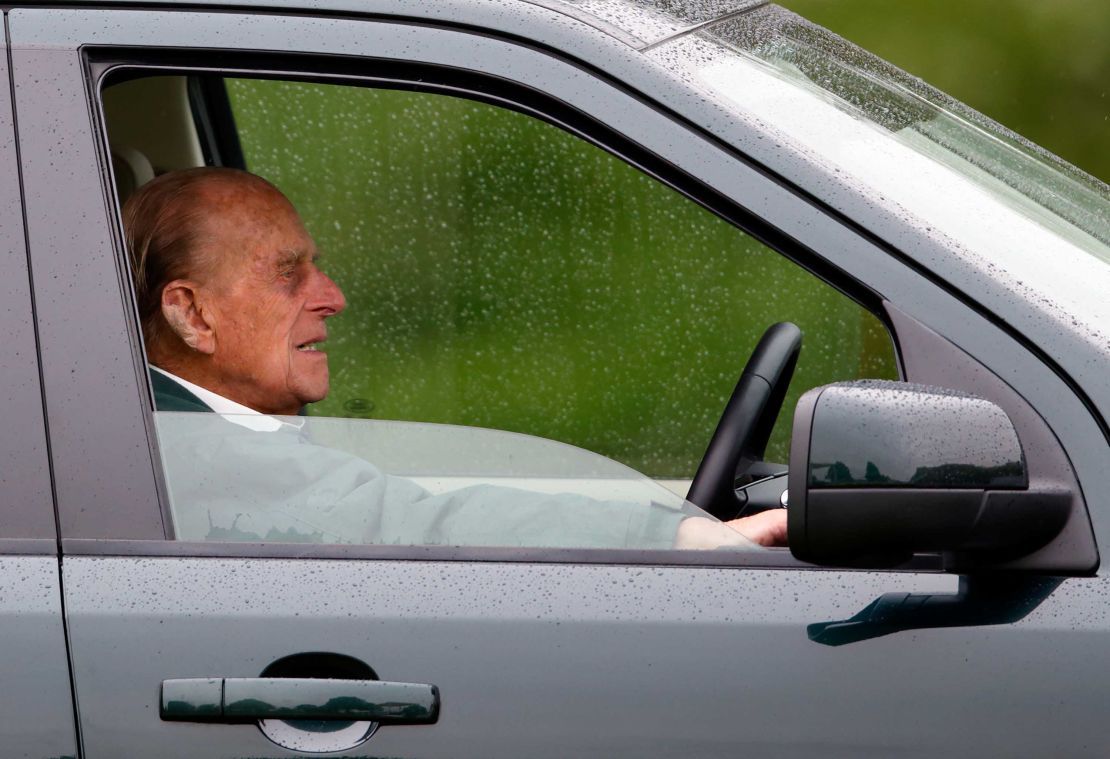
[124,167,787,549]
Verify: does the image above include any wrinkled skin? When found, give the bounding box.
[152,175,346,415]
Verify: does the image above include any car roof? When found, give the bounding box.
[519,0,767,47]
[9,0,766,49]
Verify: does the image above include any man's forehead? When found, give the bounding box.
[195,175,296,225]
[194,171,282,203]
[195,184,315,273]
[238,231,317,274]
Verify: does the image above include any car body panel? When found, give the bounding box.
[4,0,765,48]
[0,38,80,758]
[0,556,80,759]
[0,14,55,537]
[65,555,1110,759]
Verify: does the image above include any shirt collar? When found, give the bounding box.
[150,366,304,433]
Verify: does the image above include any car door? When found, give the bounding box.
[0,17,81,758]
[10,4,1110,758]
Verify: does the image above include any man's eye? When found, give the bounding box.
[278,266,296,279]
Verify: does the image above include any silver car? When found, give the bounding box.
[1,1,1107,756]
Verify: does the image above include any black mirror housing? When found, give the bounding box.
[788,381,1071,568]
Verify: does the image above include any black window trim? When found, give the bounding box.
[186,74,246,169]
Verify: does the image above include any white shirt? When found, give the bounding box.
[151,365,302,433]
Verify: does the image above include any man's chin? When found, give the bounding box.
[295,380,330,409]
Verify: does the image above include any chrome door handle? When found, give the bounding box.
[160,677,439,724]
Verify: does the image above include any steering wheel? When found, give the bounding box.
[686,322,802,520]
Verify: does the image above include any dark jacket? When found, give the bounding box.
[150,369,212,413]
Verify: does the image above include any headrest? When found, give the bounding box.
[111,145,156,203]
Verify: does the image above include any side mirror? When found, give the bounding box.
[787,381,1071,569]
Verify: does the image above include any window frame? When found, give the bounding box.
[88,52,913,568]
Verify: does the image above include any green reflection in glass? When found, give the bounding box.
[227,79,896,477]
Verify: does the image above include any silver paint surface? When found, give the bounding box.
[0,15,54,538]
[4,3,1109,757]
[0,557,79,758]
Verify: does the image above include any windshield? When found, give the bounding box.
[697,6,1110,255]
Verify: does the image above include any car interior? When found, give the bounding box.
[104,75,234,202]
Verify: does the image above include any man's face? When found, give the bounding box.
[198,185,346,415]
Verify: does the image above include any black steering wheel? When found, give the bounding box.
[686,322,802,520]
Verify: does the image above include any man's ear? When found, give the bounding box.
[161,280,216,355]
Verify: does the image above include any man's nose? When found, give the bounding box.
[310,270,346,317]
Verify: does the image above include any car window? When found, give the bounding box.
[105,73,897,551]
[156,411,711,547]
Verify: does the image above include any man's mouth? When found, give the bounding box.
[296,341,324,353]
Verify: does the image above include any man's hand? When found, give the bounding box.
[726,509,787,547]
[674,509,788,550]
